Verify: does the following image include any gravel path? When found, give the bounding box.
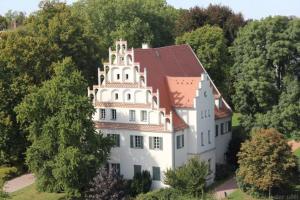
[214,177,238,200]
[3,173,35,193]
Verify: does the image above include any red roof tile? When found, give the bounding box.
[134,44,232,129]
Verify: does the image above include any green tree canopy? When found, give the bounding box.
[230,16,300,134]
[176,25,231,98]
[15,58,112,197]
[175,4,245,44]
[237,128,297,195]
[73,0,179,49]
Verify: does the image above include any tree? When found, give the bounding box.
[237,128,297,197]
[175,4,245,44]
[73,0,179,49]
[4,10,26,28]
[130,170,152,197]
[0,15,8,30]
[176,25,231,97]
[230,16,300,132]
[15,58,112,197]
[86,168,128,200]
[164,157,208,198]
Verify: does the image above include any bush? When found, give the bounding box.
[215,164,233,181]
[136,188,216,200]
[0,166,18,186]
[130,170,152,197]
[85,167,128,200]
[164,157,208,198]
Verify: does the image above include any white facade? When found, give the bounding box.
[89,40,232,188]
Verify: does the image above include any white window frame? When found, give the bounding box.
[135,136,143,148]
[129,110,136,121]
[141,110,147,122]
[111,109,117,120]
[100,109,105,120]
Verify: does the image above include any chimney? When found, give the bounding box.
[142,43,149,49]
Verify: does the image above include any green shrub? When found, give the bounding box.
[135,188,216,200]
[130,170,152,197]
[164,157,208,198]
[0,166,18,185]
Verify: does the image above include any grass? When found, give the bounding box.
[9,183,66,200]
[226,189,268,200]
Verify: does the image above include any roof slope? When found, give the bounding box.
[134,44,231,130]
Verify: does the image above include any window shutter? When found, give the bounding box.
[130,136,134,148]
[149,137,153,149]
[176,135,179,149]
[160,137,163,150]
[141,136,144,149]
[182,135,184,147]
[117,134,120,147]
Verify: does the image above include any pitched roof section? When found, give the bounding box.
[134,44,232,130]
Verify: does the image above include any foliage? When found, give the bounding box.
[130,170,152,197]
[10,183,66,200]
[85,167,128,200]
[215,164,233,181]
[135,188,216,200]
[226,126,248,168]
[15,58,112,197]
[230,16,300,135]
[176,25,231,98]
[4,10,26,28]
[175,4,245,44]
[164,157,208,198]
[0,166,18,199]
[237,128,297,194]
[0,15,8,30]
[73,0,179,49]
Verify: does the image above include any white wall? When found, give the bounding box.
[99,129,173,189]
[215,117,232,164]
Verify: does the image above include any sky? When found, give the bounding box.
[0,0,299,20]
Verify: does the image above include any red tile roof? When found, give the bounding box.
[134,44,232,130]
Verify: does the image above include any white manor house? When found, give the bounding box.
[88,40,232,188]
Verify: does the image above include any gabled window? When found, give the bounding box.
[149,137,163,150]
[176,135,184,149]
[130,135,143,149]
[100,109,105,120]
[221,123,224,135]
[129,110,135,121]
[107,133,120,147]
[111,109,117,120]
[152,167,161,181]
[141,110,147,122]
[215,125,219,137]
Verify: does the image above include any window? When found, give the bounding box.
[141,110,147,122]
[115,93,119,100]
[149,137,163,150]
[107,134,120,147]
[111,163,120,175]
[201,111,203,119]
[152,167,160,181]
[134,165,141,176]
[129,110,136,121]
[205,110,207,118]
[127,93,131,100]
[228,120,232,132]
[126,74,129,80]
[208,109,210,117]
[176,135,184,149]
[221,123,224,135]
[208,159,212,174]
[201,132,204,146]
[117,74,120,80]
[111,109,117,120]
[208,130,211,144]
[100,109,105,120]
[215,125,219,137]
[130,135,143,149]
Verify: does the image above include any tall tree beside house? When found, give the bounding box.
[237,128,297,197]
[0,15,8,30]
[15,58,112,197]
[176,25,231,99]
[230,16,300,134]
[175,4,245,44]
[73,0,179,49]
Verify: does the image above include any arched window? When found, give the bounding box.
[127,93,131,100]
[100,75,104,85]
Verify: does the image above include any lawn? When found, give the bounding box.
[9,183,66,200]
[227,189,268,200]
